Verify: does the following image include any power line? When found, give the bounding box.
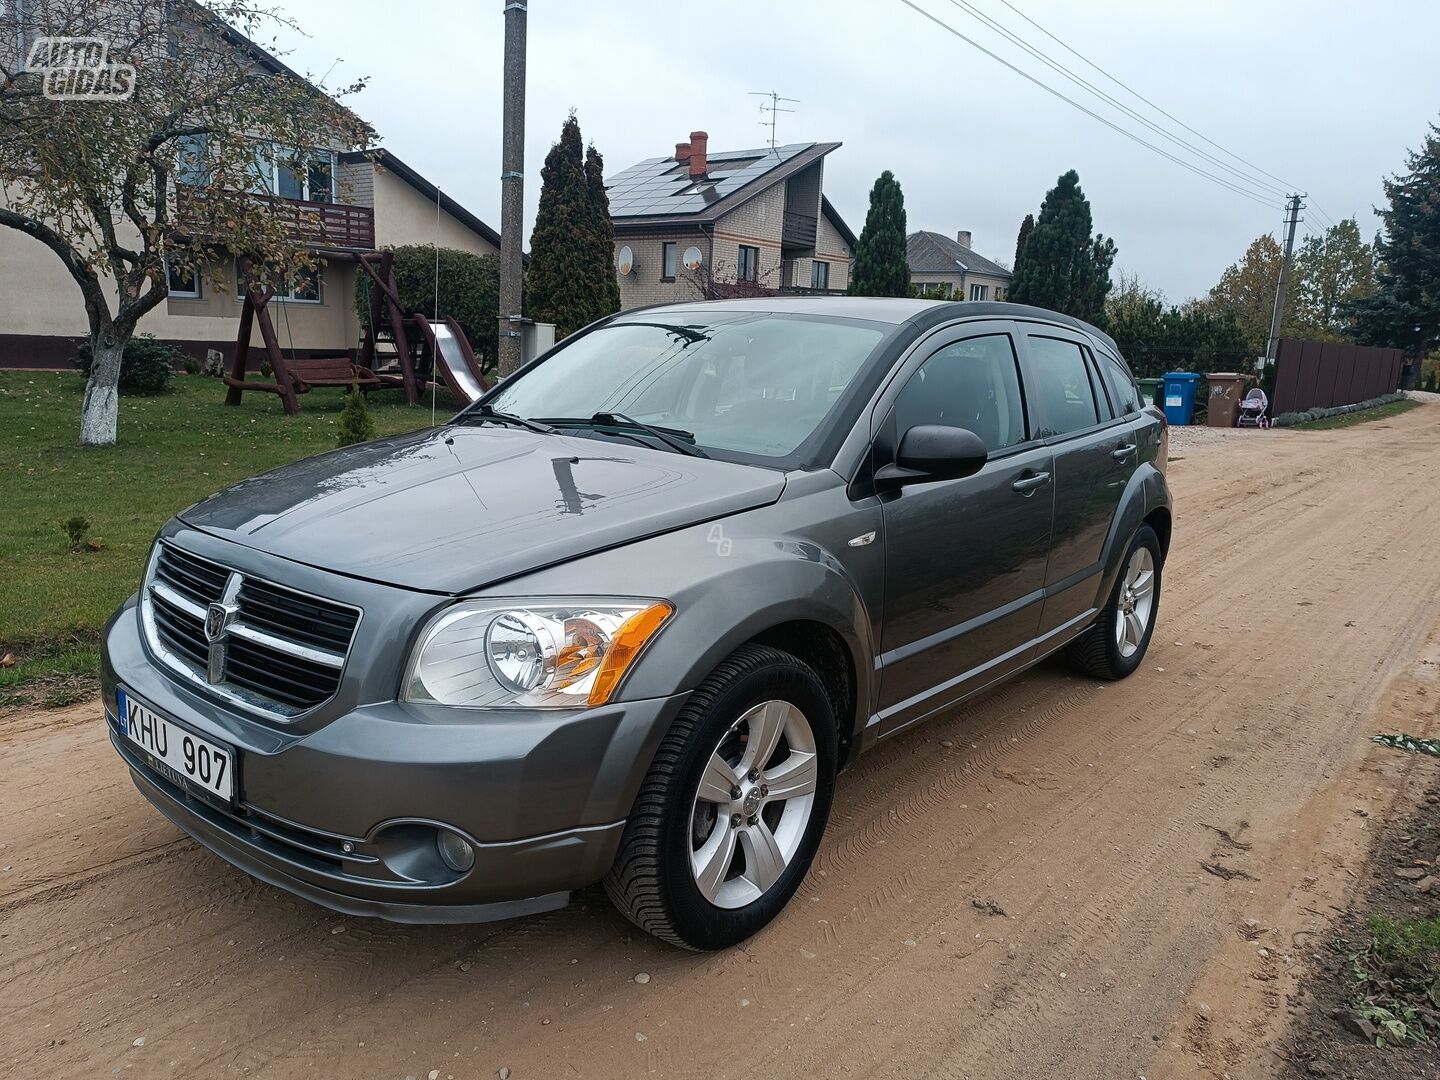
[940,0,1288,202]
[896,0,1281,209]
[994,0,1301,195]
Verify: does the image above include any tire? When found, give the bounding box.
[604,644,837,950]
[1067,523,1163,680]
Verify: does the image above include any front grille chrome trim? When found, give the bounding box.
[139,542,362,722]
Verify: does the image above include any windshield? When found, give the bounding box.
[483,312,886,462]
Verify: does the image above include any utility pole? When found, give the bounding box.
[497,0,527,377]
[1265,193,1304,364]
[748,90,798,150]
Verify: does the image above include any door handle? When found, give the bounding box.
[1112,443,1137,461]
[1011,471,1051,494]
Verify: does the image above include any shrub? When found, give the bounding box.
[354,247,501,374]
[73,334,177,395]
[61,515,91,552]
[181,354,201,376]
[336,380,376,447]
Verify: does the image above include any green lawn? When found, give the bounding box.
[0,371,436,705]
[1291,398,1421,430]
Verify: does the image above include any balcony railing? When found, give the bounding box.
[782,211,818,251]
[176,190,375,250]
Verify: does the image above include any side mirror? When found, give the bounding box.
[875,424,988,488]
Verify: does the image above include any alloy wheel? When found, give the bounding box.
[1114,546,1156,658]
[689,699,818,909]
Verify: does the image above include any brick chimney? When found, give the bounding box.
[674,141,691,164]
[688,131,709,179]
[955,230,973,249]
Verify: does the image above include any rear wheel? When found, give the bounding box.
[604,644,836,950]
[1067,524,1162,680]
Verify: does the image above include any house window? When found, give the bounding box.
[969,283,989,301]
[174,134,209,187]
[236,259,323,304]
[995,287,1007,301]
[662,242,677,281]
[810,260,829,290]
[247,143,335,202]
[737,245,759,283]
[166,259,201,299]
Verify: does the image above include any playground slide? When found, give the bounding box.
[431,322,484,405]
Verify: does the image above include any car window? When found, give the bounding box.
[486,313,885,461]
[1097,350,1143,416]
[1027,336,1101,437]
[893,334,1026,453]
[1087,349,1116,421]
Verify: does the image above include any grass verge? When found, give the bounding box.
[1334,913,1440,1047]
[1292,399,1421,430]
[0,370,436,703]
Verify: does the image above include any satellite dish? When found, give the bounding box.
[682,245,703,271]
[615,245,634,276]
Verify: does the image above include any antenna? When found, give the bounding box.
[748,90,799,150]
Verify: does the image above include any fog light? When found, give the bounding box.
[436,829,475,873]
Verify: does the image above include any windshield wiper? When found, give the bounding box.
[456,403,555,435]
[541,412,709,458]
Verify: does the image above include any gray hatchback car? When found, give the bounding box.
[102,298,1170,949]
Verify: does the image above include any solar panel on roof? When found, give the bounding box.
[604,142,814,218]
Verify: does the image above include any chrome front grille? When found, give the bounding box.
[141,542,361,718]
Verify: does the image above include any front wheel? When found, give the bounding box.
[1067,524,1162,680]
[604,644,836,950]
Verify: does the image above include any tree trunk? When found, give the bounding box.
[79,335,126,447]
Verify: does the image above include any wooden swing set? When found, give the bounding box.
[223,250,488,415]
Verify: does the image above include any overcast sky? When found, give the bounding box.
[268,0,1440,302]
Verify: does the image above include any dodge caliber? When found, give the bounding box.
[102,298,1171,949]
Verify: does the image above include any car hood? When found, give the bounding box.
[179,424,785,594]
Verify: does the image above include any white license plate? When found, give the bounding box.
[118,688,234,802]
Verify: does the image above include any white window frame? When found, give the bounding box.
[248,143,336,203]
[165,258,202,299]
[235,259,323,305]
[969,283,989,301]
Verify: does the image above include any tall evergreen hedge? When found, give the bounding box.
[353,246,500,370]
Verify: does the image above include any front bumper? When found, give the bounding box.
[103,594,688,923]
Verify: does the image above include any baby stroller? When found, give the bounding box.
[1236,387,1269,428]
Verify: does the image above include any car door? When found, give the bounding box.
[873,322,1055,736]
[1020,328,1140,637]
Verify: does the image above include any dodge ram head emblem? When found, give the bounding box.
[204,603,229,644]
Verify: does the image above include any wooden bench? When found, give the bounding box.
[286,357,384,394]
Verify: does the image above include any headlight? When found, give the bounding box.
[402,598,672,709]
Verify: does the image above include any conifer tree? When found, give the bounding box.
[336,380,376,447]
[1353,122,1440,353]
[1013,213,1035,270]
[1009,171,1115,325]
[527,113,616,338]
[585,144,621,320]
[849,171,910,297]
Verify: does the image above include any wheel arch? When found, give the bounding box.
[746,619,860,769]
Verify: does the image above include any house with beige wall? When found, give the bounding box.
[0,144,500,369]
[907,230,1012,301]
[606,132,854,309]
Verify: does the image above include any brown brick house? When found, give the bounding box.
[606,131,855,309]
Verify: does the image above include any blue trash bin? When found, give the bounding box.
[1161,371,1201,426]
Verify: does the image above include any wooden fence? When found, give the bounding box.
[1272,339,1404,415]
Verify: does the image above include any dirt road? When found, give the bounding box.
[4,406,1440,1080]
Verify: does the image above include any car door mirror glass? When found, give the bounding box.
[878,424,989,487]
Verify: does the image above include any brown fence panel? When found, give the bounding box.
[1272,339,1403,414]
